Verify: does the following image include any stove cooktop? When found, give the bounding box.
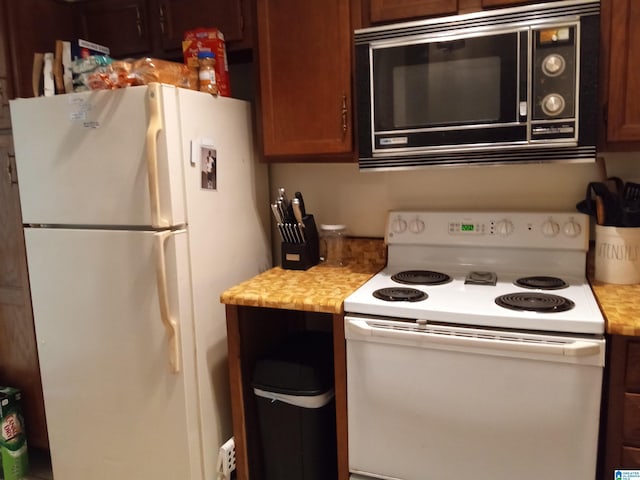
[344,266,604,334]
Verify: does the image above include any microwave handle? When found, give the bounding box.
[519,30,529,121]
[519,102,528,117]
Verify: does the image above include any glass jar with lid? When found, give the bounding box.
[320,224,347,267]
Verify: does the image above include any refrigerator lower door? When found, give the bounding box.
[24,227,202,480]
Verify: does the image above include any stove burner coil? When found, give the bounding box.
[514,276,568,290]
[391,270,452,286]
[373,287,428,302]
[495,293,575,313]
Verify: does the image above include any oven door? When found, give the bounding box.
[345,315,604,480]
[357,28,528,157]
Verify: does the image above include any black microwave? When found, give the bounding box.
[354,0,600,170]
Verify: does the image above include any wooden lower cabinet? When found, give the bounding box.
[0,134,48,449]
[603,335,640,477]
[623,446,640,467]
[225,305,348,480]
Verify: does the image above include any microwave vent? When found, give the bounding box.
[358,145,597,171]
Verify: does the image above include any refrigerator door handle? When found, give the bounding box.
[154,230,181,373]
[147,83,169,228]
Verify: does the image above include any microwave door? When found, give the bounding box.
[370,30,528,152]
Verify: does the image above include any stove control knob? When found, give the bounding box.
[408,218,425,234]
[390,217,407,234]
[541,219,560,237]
[495,219,514,236]
[562,219,582,237]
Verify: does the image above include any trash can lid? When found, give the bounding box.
[252,331,334,396]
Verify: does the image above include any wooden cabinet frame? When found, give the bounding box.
[226,305,349,480]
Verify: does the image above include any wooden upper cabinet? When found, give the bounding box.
[602,0,640,144]
[364,0,564,25]
[256,0,353,158]
[369,0,457,23]
[78,0,251,60]
[3,0,78,99]
[79,0,152,58]
[160,0,250,52]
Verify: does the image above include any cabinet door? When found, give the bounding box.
[4,0,77,99]
[0,1,10,130]
[79,0,153,58]
[624,393,640,444]
[0,135,49,449]
[605,0,640,142]
[256,0,353,158]
[627,341,640,391]
[0,79,9,130]
[369,0,457,23]
[623,446,640,468]
[159,0,250,53]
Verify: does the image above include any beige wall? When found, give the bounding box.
[269,152,640,239]
[228,61,640,253]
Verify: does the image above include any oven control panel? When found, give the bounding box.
[386,211,588,250]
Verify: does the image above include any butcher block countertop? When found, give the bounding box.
[590,281,640,336]
[586,247,640,336]
[221,238,640,335]
[220,238,386,314]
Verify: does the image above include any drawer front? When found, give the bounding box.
[624,393,640,443]
[627,341,640,391]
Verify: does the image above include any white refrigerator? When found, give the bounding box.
[9,84,272,480]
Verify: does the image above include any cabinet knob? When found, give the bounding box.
[135,6,144,38]
[158,5,165,35]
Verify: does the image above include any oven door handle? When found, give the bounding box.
[347,319,602,357]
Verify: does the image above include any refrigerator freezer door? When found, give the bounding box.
[24,228,202,480]
[10,85,186,227]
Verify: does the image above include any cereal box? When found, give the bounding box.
[0,387,28,480]
[183,28,231,97]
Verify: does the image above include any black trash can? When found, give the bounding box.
[252,331,337,480]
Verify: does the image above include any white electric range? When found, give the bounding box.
[344,211,605,480]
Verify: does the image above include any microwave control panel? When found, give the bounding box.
[531,23,577,126]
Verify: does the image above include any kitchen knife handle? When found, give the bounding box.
[154,230,181,374]
[292,199,306,242]
[294,191,306,216]
[146,83,169,228]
